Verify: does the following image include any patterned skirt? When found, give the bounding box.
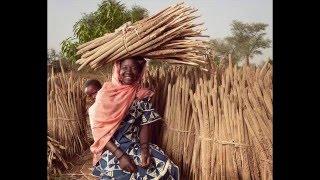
[92,143,179,180]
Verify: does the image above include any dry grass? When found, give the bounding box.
[47,135,68,179]
[47,61,94,178]
[141,58,272,179]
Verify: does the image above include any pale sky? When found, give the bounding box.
[48,0,272,65]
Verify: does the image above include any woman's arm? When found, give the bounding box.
[139,124,151,168]
[140,124,150,144]
[104,140,120,156]
[105,140,137,172]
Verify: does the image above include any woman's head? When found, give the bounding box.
[119,56,145,85]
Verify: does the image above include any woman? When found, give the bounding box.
[88,56,179,179]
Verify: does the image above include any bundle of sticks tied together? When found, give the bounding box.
[75,2,208,70]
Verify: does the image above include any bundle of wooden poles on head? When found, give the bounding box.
[75,2,208,70]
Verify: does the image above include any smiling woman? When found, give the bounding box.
[119,56,144,85]
[88,56,179,179]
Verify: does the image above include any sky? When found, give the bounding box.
[48,0,272,65]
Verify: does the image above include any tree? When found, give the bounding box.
[227,20,271,65]
[47,48,59,64]
[61,0,149,63]
[207,38,241,65]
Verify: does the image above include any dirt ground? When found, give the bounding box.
[59,148,96,180]
[58,115,96,180]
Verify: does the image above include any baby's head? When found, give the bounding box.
[83,79,102,102]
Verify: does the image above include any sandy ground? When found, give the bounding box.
[59,148,96,180]
[59,116,96,180]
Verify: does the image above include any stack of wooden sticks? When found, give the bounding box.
[75,2,208,70]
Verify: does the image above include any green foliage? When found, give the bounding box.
[208,39,232,54]
[61,37,80,63]
[61,0,149,63]
[207,39,240,64]
[207,20,271,65]
[228,20,271,65]
[129,5,148,22]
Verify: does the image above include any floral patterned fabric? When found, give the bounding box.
[92,98,179,179]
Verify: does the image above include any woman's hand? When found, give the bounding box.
[139,124,151,168]
[118,154,138,173]
[140,148,151,168]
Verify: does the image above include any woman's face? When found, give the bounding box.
[120,58,140,85]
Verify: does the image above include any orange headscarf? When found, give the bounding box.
[88,58,154,165]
